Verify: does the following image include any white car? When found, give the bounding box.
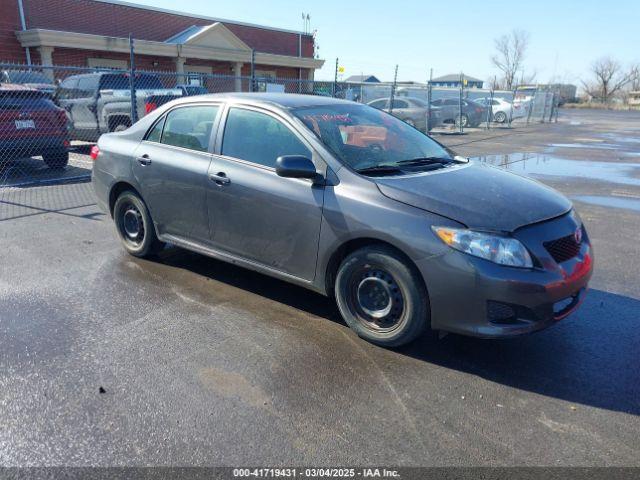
[473,97,525,123]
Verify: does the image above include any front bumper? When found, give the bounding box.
[417,211,594,338]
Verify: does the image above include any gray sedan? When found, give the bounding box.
[367,97,440,132]
[92,93,593,347]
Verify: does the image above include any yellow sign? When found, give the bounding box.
[463,78,468,86]
[338,66,345,74]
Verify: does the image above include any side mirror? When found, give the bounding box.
[275,155,318,180]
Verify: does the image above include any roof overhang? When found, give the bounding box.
[16,29,325,69]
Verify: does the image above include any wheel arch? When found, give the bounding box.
[108,181,142,218]
[323,237,427,299]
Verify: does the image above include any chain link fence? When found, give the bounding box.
[0,59,560,198]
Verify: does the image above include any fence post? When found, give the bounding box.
[332,58,338,97]
[458,72,464,133]
[250,49,256,92]
[389,64,399,114]
[508,87,517,127]
[486,80,495,130]
[426,68,433,133]
[541,91,549,123]
[526,88,537,125]
[129,34,138,124]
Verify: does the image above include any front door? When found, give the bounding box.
[206,106,325,281]
[132,104,220,243]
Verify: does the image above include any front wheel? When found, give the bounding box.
[113,191,164,257]
[334,245,430,347]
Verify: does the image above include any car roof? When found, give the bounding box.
[171,92,356,109]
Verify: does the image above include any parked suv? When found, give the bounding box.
[92,93,593,347]
[55,72,181,142]
[0,84,69,168]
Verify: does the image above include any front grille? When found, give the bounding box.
[544,228,583,263]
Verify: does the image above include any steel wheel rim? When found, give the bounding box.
[348,266,405,333]
[119,202,144,246]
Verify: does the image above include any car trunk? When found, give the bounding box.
[0,90,67,140]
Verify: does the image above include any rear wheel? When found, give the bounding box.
[43,150,69,169]
[334,245,429,347]
[113,190,164,257]
[494,111,507,123]
[455,114,469,128]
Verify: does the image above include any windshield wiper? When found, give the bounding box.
[356,165,404,176]
[396,156,453,166]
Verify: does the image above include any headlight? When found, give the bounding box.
[433,227,533,268]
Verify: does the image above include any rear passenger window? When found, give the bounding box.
[160,105,218,152]
[145,117,165,143]
[222,108,311,168]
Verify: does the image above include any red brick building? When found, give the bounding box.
[1,0,323,82]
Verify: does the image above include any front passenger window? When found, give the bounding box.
[222,108,311,168]
[160,105,219,152]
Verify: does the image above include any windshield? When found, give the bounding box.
[292,103,453,173]
[100,74,163,90]
[7,71,53,85]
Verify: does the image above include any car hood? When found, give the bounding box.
[374,161,572,232]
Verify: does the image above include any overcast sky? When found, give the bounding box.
[133,0,640,84]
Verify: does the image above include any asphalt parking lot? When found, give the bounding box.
[1,108,639,466]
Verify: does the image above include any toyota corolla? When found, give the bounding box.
[92,93,593,347]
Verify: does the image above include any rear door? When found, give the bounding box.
[132,103,221,243]
[206,105,325,280]
[71,75,100,137]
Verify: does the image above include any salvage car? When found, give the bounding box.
[92,93,593,347]
[0,84,69,168]
[367,97,442,132]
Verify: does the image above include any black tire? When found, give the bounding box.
[455,114,469,128]
[494,111,507,123]
[113,190,164,257]
[43,150,69,169]
[334,245,430,347]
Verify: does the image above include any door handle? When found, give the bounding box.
[137,155,151,166]
[209,172,230,186]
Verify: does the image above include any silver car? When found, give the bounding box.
[92,93,593,347]
[474,96,526,123]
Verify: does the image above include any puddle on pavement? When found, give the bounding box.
[572,195,640,212]
[550,143,619,150]
[599,133,640,144]
[473,152,640,187]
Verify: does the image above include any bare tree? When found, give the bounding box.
[491,30,530,90]
[581,56,632,104]
[629,64,640,91]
